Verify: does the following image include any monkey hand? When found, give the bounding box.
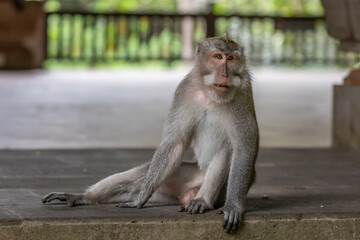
[217,204,243,233]
[178,199,211,214]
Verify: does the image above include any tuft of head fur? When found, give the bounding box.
[222,33,230,43]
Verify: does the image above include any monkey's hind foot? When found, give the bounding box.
[178,199,211,214]
[115,199,143,209]
[41,192,85,207]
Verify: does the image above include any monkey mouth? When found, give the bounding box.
[212,83,230,90]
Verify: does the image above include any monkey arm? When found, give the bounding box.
[136,136,190,208]
[227,115,258,202]
[117,100,197,209]
[220,112,259,233]
[116,134,190,208]
[225,144,257,207]
[181,149,230,214]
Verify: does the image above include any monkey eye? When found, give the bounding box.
[227,55,234,60]
[214,54,223,59]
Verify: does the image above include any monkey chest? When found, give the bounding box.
[191,114,229,169]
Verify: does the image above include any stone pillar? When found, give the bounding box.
[321,0,360,52]
[177,0,195,62]
[333,69,360,148]
[0,1,45,69]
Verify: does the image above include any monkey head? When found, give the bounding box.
[194,34,247,104]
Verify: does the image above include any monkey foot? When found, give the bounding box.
[115,202,138,208]
[116,198,144,209]
[41,192,84,207]
[178,199,210,214]
[217,205,243,233]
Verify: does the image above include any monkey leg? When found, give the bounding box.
[157,162,204,205]
[42,162,204,207]
[85,162,150,204]
[113,162,204,206]
[42,162,150,206]
[180,151,229,214]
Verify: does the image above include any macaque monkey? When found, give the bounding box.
[42,34,259,233]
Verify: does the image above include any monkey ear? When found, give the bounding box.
[195,39,212,57]
[240,45,246,56]
[195,42,202,56]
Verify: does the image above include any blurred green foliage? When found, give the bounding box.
[47,13,360,68]
[213,0,323,16]
[45,0,358,69]
[45,0,324,16]
[45,0,177,13]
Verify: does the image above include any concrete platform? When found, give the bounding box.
[0,148,359,239]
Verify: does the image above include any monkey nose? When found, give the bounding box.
[222,72,229,77]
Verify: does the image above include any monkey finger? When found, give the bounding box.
[191,203,200,214]
[42,193,66,203]
[230,212,239,233]
[186,202,194,213]
[185,201,193,213]
[41,193,53,203]
[67,199,76,207]
[222,211,229,228]
[226,212,235,233]
[41,194,53,203]
[177,205,186,212]
[199,205,205,214]
[186,202,193,213]
[116,202,135,208]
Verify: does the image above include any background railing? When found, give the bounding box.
[45,11,360,66]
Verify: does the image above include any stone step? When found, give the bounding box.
[0,148,359,239]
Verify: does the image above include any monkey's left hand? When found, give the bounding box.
[217,204,243,233]
[178,199,211,214]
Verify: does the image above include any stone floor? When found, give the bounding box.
[0,148,359,239]
[0,67,346,149]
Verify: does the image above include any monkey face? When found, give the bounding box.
[194,36,246,104]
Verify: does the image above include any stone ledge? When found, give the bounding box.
[1,216,359,240]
